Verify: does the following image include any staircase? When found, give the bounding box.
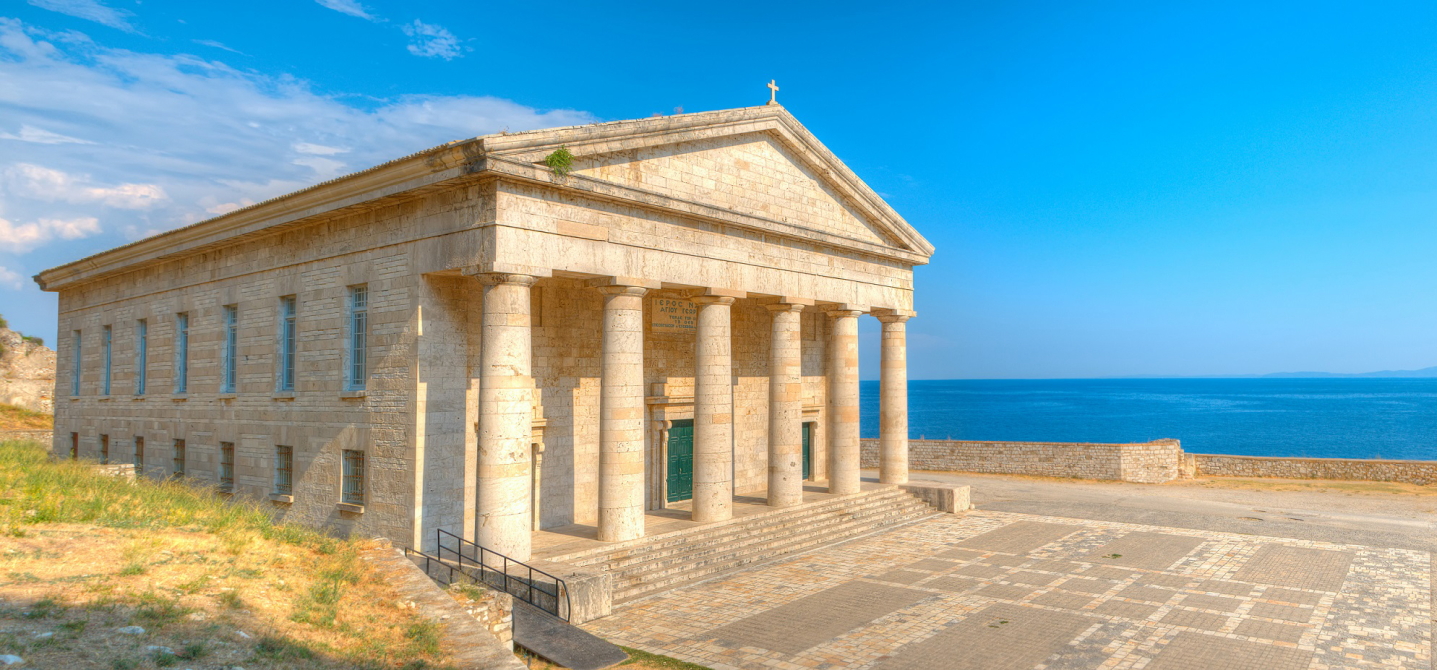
[544,486,938,604]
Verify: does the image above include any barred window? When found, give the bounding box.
[174,313,189,394]
[134,320,148,395]
[219,442,235,489]
[278,296,296,392]
[341,450,364,505]
[102,325,112,396]
[134,436,144,469]
[222,306,238,393]
[71,330,81,396]
[274,445,293,495]
[346,286,367,391]
[99,434,109,464]
[173,439,186,477]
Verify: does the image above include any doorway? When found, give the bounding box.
[666,419,694,503]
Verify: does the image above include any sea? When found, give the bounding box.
[859,378,1437,461]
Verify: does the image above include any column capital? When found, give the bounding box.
[824,307,865,319]
[585,276,662,290]
[595,285,649,298]
[873,308,916,324]
[765,302,806,314]
[471,272,537,288]
[691,295,736,307]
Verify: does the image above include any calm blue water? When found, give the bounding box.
[859,378,1437,461]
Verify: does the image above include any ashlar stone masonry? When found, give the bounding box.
[37,106,934,559]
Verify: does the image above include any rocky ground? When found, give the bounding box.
[0,322,54,415]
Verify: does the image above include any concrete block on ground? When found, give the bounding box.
[900,481,971,513]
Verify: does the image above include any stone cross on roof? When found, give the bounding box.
[767,80,780,105]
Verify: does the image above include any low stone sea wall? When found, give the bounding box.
[1192,453,1437,486]
[859,438,1185,484]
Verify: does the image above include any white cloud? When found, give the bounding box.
[0,124,94,145]
[0,216,101,252]
[294,142,348,155]
[0,265,22,289]
[192,39,242,55]
[403,20,464,60]
[5,164,168,209]
[0,18,596,259]
[315,0,375,21]
[27,0,135,32]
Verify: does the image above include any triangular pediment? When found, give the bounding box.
[481,106,934,259]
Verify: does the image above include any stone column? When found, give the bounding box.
[825,307,863,495]
[875,310,914,485]
[691,295,735,523]
[596,284,648,542]
[476,273,535,560]
[766,302,806,507]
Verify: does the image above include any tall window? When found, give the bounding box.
[341,450,364,505]
[219,442,235,490]
[222,305,238,393]
[71,330,81,396]
[346,286,368,391]
[278,296,296,392]
[134,436,144,470]
[274,445,293,495]
[172,439,186,477]
[102,325,112,396]
[99,434,109,464]
[134,319,148,395]
[174,313,189,393]
[69,433,78,460]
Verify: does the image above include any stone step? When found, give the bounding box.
[615,509,937,603]
[611,501,933,585]
[544,487,906,565]
[582,497,920,573]
[598,496,932,575]
[559,489,912,568]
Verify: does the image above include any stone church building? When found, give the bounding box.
[37,105,933,561]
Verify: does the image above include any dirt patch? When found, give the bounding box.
[1175,476,1437,497]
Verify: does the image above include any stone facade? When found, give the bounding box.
[860,438,1186,484]
[1193,453,1437,486]
[36,106,933,559]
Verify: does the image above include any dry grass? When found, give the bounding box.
[0,403,51,430]
[0,439,452,669]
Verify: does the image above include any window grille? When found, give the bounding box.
[102,325,112,396]
[174,313,189,393]
[219,442,235,489]
[278,296,296,392]
[274,446,293,495]
[222,306,237,393]
[71,330,81,396]
[100,434,109,464]
[134,436,144,469]
[173,439,186,477]
[135,319,147,395]
[347,286,368,391]
[341,450,364,505]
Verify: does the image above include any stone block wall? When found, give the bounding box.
[1192,453,1437,486]
[0,430,53,445]
[859,438,1185,484]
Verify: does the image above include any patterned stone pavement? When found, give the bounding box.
[582,511,1432,670]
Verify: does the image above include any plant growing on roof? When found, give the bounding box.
[544,145,574,178]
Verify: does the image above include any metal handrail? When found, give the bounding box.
[433,529,571,622]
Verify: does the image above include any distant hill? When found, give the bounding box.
[1259,366,1437,379]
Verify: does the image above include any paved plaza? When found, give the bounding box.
[583,510,1432,669]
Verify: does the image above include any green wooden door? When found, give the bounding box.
[802,422,813,480]
[666,420,694,503]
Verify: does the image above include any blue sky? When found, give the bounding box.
[4,0,1437,379]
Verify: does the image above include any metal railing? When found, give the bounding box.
[427,529,570,622]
